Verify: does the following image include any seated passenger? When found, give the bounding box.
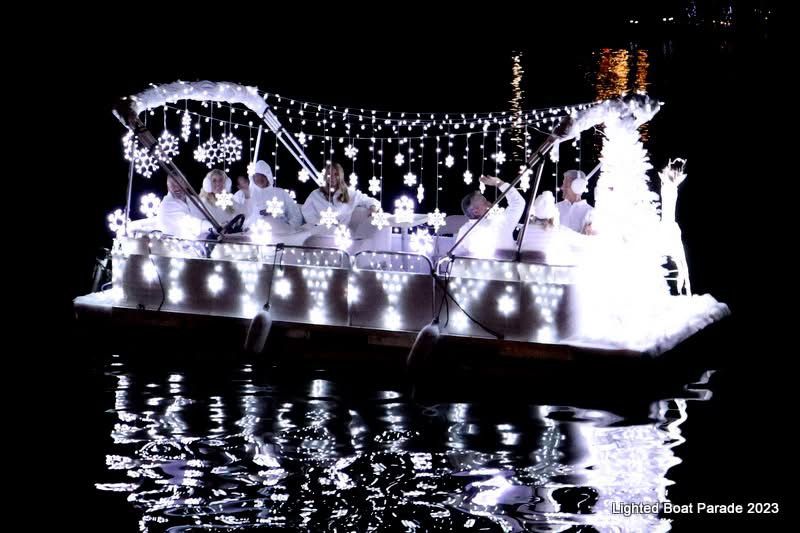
[233,175,250,205]
[519,191,591,264]
[158,176,209,238]
[453,175,525,258]
[247,160,303,228]
[302,162,379,227]
[199,169,247,226]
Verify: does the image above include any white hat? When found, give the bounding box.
[251,160,273,180]
[533,191,557,220]
[564,169,587,195]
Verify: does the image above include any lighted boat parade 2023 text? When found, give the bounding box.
[610,501,781,517]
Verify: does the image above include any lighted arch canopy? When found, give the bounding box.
[114,80,326,236]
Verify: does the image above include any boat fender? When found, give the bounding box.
[244,306,272,354]
[406,319,441,374]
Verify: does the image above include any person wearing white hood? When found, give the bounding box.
[519,190,590,264]
[302,162,379,227]
[199,168,247,226]
[557,169,594,234]
[158,175,211,239]
[246,160,303,228]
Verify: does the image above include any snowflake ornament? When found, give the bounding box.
[250,218,273,244]
[371,209,391,230]
[334,224,353,249]
[298,169,310,183]
[416,184,425,203]
[445,155,454,168]
[122,131,137,161]
[194,138,223,168]
[134,150,158,178]
[297,132,307,146]
[344,144,358,159]
[492,151,507,165]
[216,190,234,210]
[410,228,434,254]
[463,170,473,185]
[427,208,446,232]
[139,193,161,218]
[266,196,285,218]
[403,172,417,187]
[154,131,179,162]
[319,206,339,228]
[219,133,243,165]
[394,196,415,223]
[349,172,358,188]
[368,176,381,196]
[394,153,405,166]
[181,111,192,142]
[107,208,127,236]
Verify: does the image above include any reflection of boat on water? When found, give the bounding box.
[96,355,713,531]
[75,81,729,365]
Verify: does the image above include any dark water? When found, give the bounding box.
[92,353,717,532]
[42,14,786,531]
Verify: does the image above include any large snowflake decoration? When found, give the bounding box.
[319,207,339,228]
[154,131,179,162]
[194,138,223,168]
[371,209,391,230]
[344,144,358,159]
[139,193,162,218]
[134,150,158,178]
[219,133,243,165]
[266,196,284,218]
[394,196,415,224]
[216,190,234,210]
[427,208,446,232]
[107,208,127,236]
[368,176,381,196]
[334,224,353,249]
[394,153,405,166]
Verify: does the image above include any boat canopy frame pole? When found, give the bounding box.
[113,102,225,234]
[445,115,575,259]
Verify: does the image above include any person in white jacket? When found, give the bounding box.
[158,176,210,239]
[453,175,525,258]
[233,175,250,206]
[245,160,303,228]
[302,162,379,227]
[556,169,594,234]
[199,169,247,226]
[519,190,591,264]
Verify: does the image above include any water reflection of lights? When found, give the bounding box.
[97,359,705,531]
